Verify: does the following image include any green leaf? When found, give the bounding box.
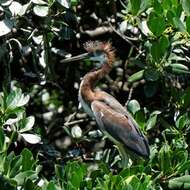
[186,16,190,33]
[47,181,58,190]
[128,70,144,83]
[169,175,190,189]
[56,0,70,8]
[71,0,78,6]
[0,19,14,37]
[130,0,141,15]
[177,160,190,174]
[6,89,30,111]
[176,115,187,130]
[18,116,35,133]
[32,0,47,4]
[150,35,169,61]
[173,17,185,31]
[181,87,190,108]
[144,69,159,81]
[147,12,166,36]
[127,99,141,115]
[144,82,157,98]
[146,111,161,130]
[135,110,146,129]
[167,10,175,24]
[170,63,190,74]
[158,143,172,175]
[33,5,49,17]
[14,170,38,186]
[125,175,140,188]
[182,0,190,14]
[162,0,172,10]
[55,164,64,181]
[9,155,22,178]
[159,35,170,55]
[21,148,35,171]
[24,179,41,190]
[146,115,157,130]
[3,151,15,175]
[153,0,163,14]
[21,133,41,144]
[0,127,5,152]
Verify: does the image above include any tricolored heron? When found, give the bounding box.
[62,41,150,164]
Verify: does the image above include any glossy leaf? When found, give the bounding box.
[14,171,38,186]
[130,0,141,15]
[21,133,41,144]
[0,127,5,152]
[170,64,190,74]
[182,0,190,14]
[186,16,190,33]
[127,99,141,115]
[128,70,144,83]
[18,116,35,133]
[0,19,14,37]
[158,143,172,175]
[56,0,70,8]
[6,89,30,111]
[147,13,166,36]
[33,5,49,17]
[169,175,190,189]
[21,148,35,171]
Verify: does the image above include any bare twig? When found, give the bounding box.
[64,119,88,127]
[80,26,113,37]
[108,22,141,53]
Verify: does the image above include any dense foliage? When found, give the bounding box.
[0,0,190,189]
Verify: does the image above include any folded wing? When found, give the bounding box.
[91,99,150,158]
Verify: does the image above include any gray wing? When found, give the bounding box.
[91,99,150,158]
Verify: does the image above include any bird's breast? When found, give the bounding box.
[78,92,95,118]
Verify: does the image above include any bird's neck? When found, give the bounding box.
[79,63,112,103]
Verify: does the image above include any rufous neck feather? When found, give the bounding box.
[80,41,115,103]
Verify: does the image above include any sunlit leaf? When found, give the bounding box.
[170,63,190,74]
[127,99,141,115]
[21,134,41,144]
[9,1,22,16]
[0,19,14,37]
[128,70,144,83]
[169,175,190,189]
[18,116,35,133]
[32,0,47,5]
[71,126,82,138]
[56,0,70,8]
[33,5,49,17]
[14,171,38,186]
[182,0,190,14]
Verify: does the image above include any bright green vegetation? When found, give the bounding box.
[0,0,190,189]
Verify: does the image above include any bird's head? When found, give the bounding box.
[84,41,115,67]
[60,41,115,66]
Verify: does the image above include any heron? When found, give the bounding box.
[62,41,150,165]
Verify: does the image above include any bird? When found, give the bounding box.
[62,41,150,164]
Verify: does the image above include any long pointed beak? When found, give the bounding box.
[60,53,90,63]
